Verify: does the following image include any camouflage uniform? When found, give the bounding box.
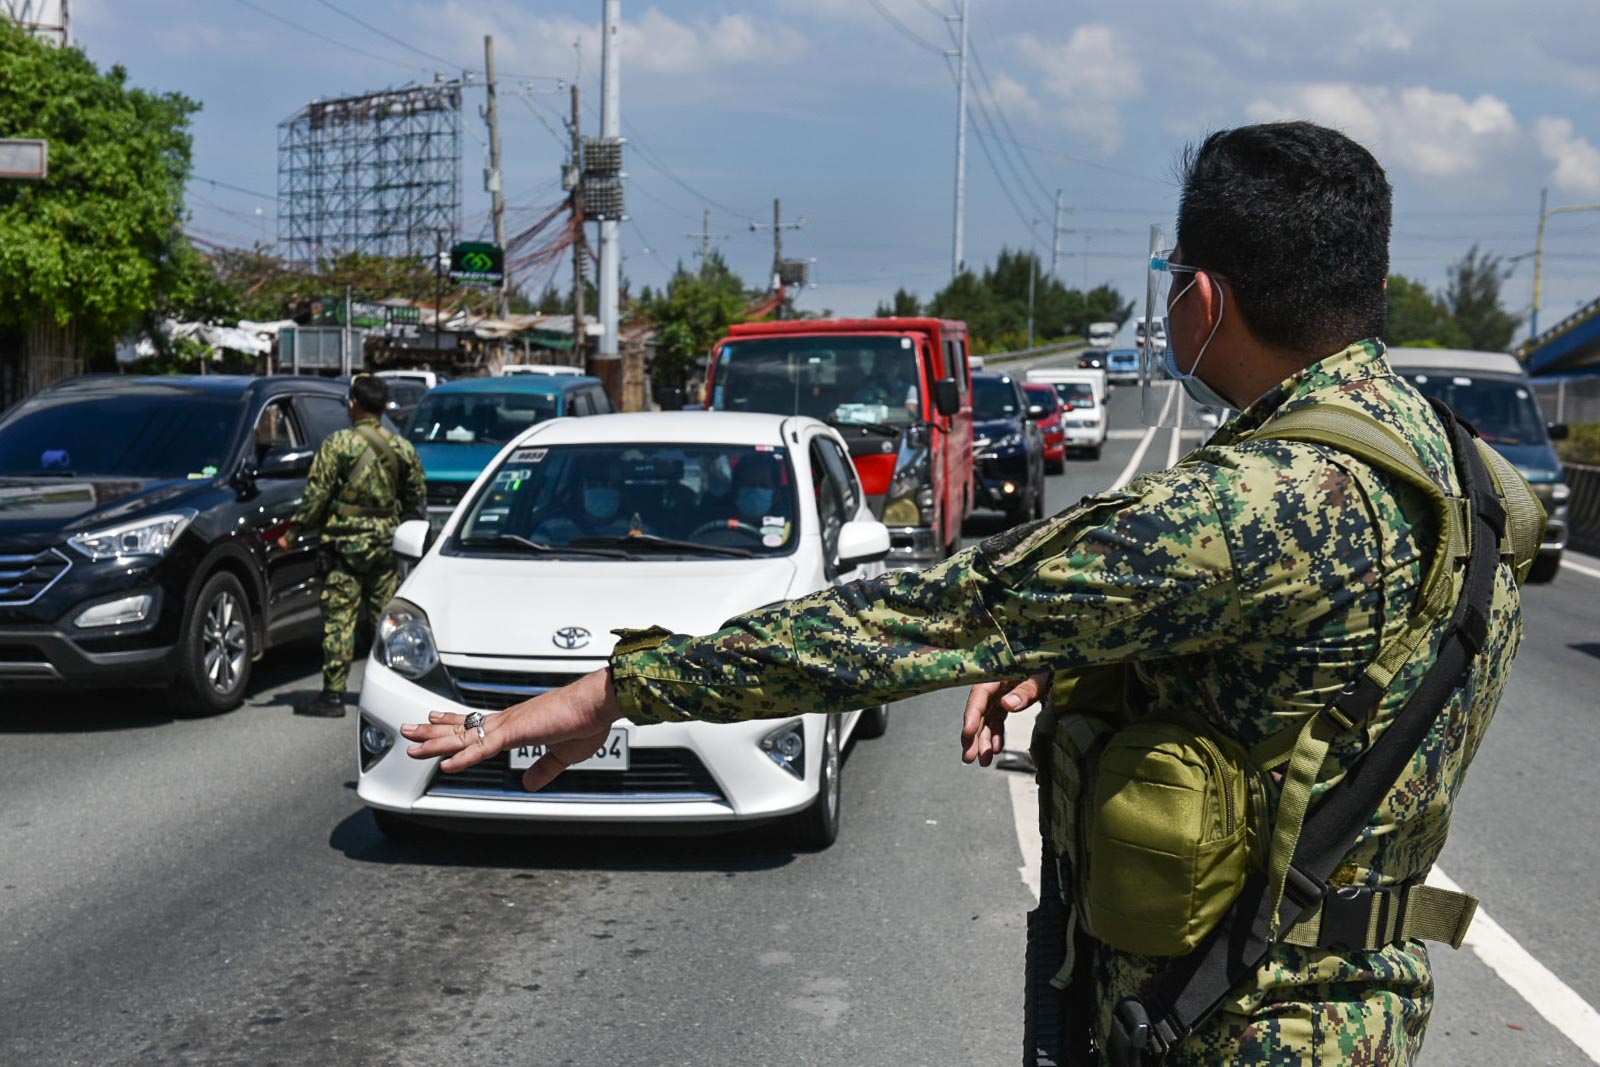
[609,340,1525,1065]
[288,416,426,693]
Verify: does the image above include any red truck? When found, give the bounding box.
[705,317,975,564]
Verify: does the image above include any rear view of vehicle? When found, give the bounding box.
[706,318,974,564]
[1389,347,1569,581]
[1106,348,1140,384]
[1025,368,1108,459]
[1022,382,1066,475]
[1087,322,1117,349]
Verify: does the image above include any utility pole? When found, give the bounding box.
[1531,195,1600,343]
[749,198,804,318]
[434,230,446,358]
[1050,188,1065,280]
[343,284,353,377]
[1026,257,1036,349]
[701,208,711,265]
[483,35,508,319]
[570,83,586,366]
[947,0,970,279]
[597,0,621,363]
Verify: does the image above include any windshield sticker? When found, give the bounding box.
[762,533,784,548]
[509,448,547,463]
[763,515,785,527]
[40,449,70,470]
[445,425,475,442]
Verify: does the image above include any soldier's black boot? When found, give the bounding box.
[295,690,346,718]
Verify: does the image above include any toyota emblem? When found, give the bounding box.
[553,626,591,650]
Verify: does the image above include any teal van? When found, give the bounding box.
[404,374,613,531]
[1389,347,1569,582]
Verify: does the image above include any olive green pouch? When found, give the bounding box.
[1076,709,1256,957]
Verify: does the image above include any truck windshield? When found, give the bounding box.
[1404,374,1549,447]
[713,335,923,427]
[0,392,238,478]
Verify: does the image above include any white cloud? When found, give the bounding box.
[985,71,1041,122]
[1246,83,1517,178]
[1349,11,1413,54]
[1535,117,1600,195]
[1017,25,1143,154]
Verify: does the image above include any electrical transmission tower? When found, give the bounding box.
[278,82,463,267]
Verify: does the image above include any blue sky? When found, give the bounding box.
[65,0,1600,339]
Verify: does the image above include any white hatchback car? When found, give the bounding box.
[357,412,892,847]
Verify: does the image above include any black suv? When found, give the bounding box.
[0,375,364,713]
[970,371,1046,522]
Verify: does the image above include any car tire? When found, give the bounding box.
[372,808,443,848]
[786,715,842,849]
[855,703,890,739]
[171,571,254,716]
[1528,553,1560,583]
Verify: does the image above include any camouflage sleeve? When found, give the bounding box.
[287,436,344,539]
[610,466,1242,725]
[398,438,427,519]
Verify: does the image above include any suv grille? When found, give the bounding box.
[0,548,71,605]
[427,748,724,803]
[446,666,580,711]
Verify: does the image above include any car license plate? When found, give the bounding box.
[508,728,629,771]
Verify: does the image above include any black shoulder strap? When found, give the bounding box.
[1110,402,1506,1065]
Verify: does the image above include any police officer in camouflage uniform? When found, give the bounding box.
[403,123,1531,1064]
[280,374,425,717]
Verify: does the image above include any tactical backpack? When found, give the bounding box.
[1024,399,1545,1066]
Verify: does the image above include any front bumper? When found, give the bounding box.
[885,525,943,563]
[0,570,178,688]
[976,453,1031,509]
[1061,423,1106,448]
[357,656,830,827]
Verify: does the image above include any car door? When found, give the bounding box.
[247,396,323,635]
[808,432,864,588]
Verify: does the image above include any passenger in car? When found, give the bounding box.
[531,456,650,542]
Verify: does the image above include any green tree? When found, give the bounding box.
[643,252,749,387]
[1383,273,1466,348]
[875,288,922,317]
[0,22,200,357]
[922,249,1130,352]
[1444,245,1521,351]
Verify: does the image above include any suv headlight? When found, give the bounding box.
[68,511,196,561]
[993,433,1024,452]
[377,599,440,678]
[884,448,932,526]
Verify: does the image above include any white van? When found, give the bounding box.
[1024,367,1108,458]
[1087,322,1118,349]
[499,363,584,377]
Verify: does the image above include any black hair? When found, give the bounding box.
[348,374,388,415]
[1177,121,1391,357]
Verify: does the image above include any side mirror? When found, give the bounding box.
[933,377,960,418]
[1027,404,1046,419]
[1548,422,1570,441]
[836,519,891,569]
[257,448,315,478]
[392,519,431,562]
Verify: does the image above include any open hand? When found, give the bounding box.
[401,668,624,791]
[961,672,1050,766]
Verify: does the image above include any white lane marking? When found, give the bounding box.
[1107,429,1148,440]
[1003,704,1043,901]
[1110,387,1174,490]
[1428,867,1600,1063]
[1166,423,1183,468]
[1562,556,1600,581]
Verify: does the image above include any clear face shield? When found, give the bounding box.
[1139,224,1234,430]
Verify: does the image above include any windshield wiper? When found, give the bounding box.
[826,419,900,438]
[17,469,79,477]
[570,533,759,559]
[458,533,633,559]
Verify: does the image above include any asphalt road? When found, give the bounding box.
[4,377,1597,1066]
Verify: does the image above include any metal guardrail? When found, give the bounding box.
[1564,463,1600,555]
[983,340,1084,366]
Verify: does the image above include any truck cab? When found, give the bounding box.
[706,318,975,564]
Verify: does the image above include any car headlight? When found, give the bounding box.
[884,448,932,527]
[68,511,196,561]
[1550,482,1570,505]
[994,433,1023,451]
[377,599,439,678]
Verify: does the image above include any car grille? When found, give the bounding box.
[0,548,71,606]
[446,666,582,711]
[427,747,725,803]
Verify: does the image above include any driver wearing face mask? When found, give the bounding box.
[532,456,644,542]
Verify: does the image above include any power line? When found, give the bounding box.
[311,0,466,70]
[964,106,1045,243]
[192,174,276,201]
[968,41,1054,209]
[518,95,571,152]
[961,64,1051,220]
[229,0,432,74]
[864,0,948,55]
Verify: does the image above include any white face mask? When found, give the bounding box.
[1161,274,1232,410]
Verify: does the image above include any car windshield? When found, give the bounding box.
[972,377,1020,419]
[713,335,924,427]
[407,391,558,445]
[0,391,238,478]
[1404,373,1549,446]
[386,381,428,405]
[1023,385,1059,415]
[453,443,799,558]
[1053,382,1096,409]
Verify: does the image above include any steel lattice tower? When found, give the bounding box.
[278,83,462,266]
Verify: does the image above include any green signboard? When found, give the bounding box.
[450,242,504,287]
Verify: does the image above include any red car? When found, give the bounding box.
[1022,381,1066,475]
